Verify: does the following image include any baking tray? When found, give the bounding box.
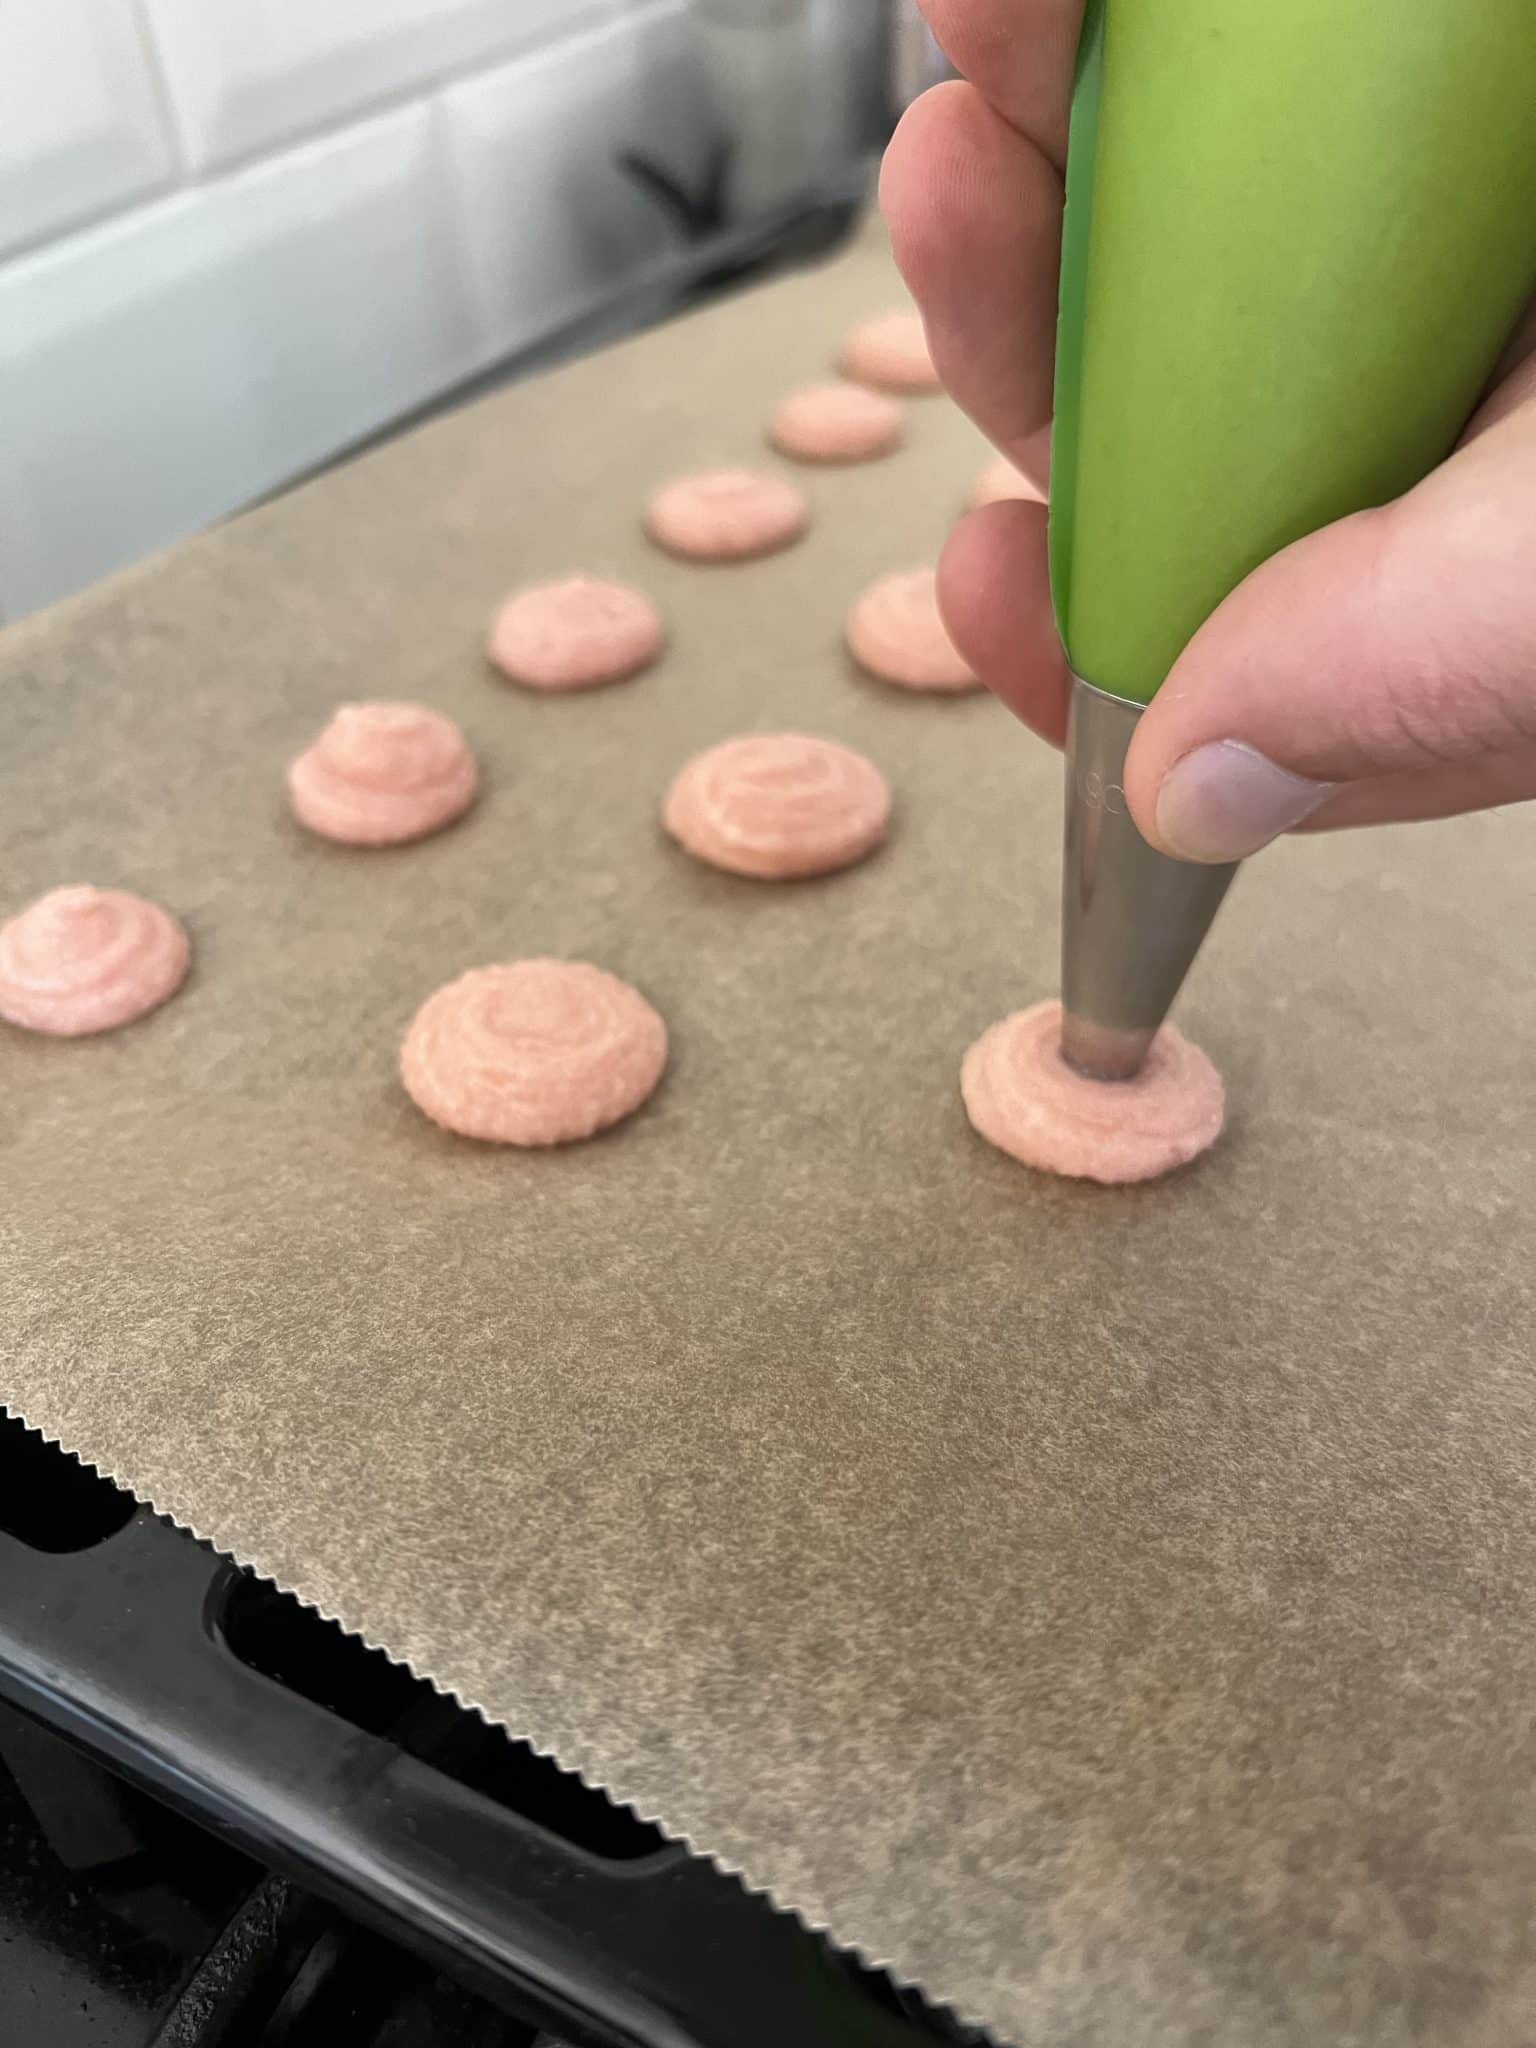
[3,219,1535,2046]
[0,1413,950,2048]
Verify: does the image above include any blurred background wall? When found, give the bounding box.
[0,0,944,623]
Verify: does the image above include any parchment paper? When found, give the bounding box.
[3,221,1535,2048]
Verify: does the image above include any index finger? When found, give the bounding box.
[881,0,1086,474]
[920,0,1086,168]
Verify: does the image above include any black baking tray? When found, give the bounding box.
[0,1411,981,2048]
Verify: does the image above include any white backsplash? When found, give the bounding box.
[0,0,175,259]
[0,0,877,623]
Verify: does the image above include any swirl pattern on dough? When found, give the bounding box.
[400,959,667,1146]
[488,577,664,692]
[645,470,808,562]
[846,568,979,693]
[0,885,190,1037]
[289,702,477,846]
[961,1000,1225,1184]
[664,733,890,881]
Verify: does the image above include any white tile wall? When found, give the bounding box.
[139,0,616,171]
[441,7,693,354]
[0,0,872,623]
[0,107,478,619]
[0,0,175,257]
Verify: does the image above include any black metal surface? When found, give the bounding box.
[0,1414,977,2048]
[0,1701,258,2048]
[146,1878,541,2048]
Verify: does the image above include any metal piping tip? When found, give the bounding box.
[1060,674,1238,1081]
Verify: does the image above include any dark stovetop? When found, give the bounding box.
[0,1411,987,2048]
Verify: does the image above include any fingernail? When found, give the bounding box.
[1155,742,1333,862]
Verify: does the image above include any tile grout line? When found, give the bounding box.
[0,182,189,273]
[125,0,193,180]
[0,1,622,286]
[141,0,626,187]
[0,0,195,269]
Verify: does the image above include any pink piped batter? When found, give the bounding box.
[645,469,808,563]
[488,576,664,692]
[289,702,477,846]
[838,310,941,395]
[0,885,189,1036]
[970,456,1046,510]
[769,382,904,465]
[961,1000,1225,1184]
[846,568,979,693]
[401,959,667,1146]
[664,733,890,881]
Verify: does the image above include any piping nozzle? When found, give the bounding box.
[1059,674,1237,1082]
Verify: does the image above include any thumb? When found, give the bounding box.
[1124,389,1536,860]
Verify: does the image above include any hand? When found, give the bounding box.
[880,0,1536,861]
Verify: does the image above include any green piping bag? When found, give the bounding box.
[1052,0,1536,1079]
